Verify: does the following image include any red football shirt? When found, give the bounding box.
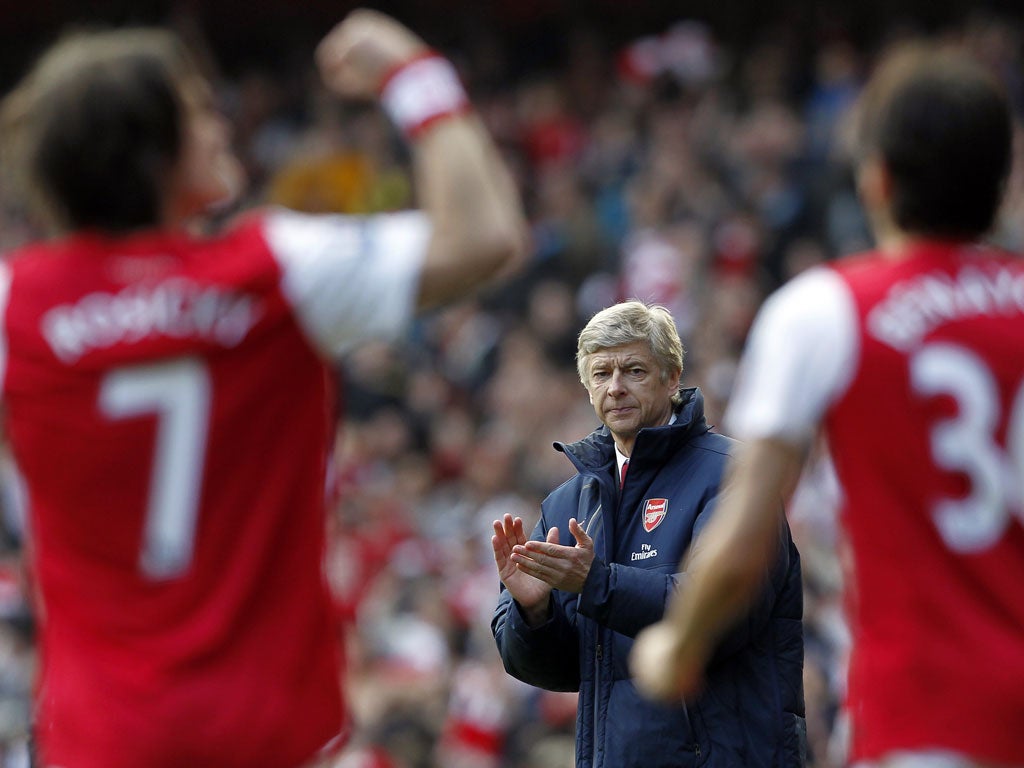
[0,208,429,768]
[727,241,1024,764]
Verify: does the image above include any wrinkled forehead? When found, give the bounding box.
[585,341,657,370]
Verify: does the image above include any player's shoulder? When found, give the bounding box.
[253,205,362,262]
[762,264,855,323]
[182,208,285,278]
[198,205,327,249]
[828,247,886,274]
[977,243,1024,270]
[1,235,97,293]
[745,265,861,374]
[203,207,274,247]
[3,234,77,270]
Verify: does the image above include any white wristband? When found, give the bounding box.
[380,53,470,139]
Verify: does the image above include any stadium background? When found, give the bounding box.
[0,1,1022,766]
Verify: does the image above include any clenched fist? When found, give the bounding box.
[316,9,428,99]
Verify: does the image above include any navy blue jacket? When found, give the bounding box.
[492,388,805,767]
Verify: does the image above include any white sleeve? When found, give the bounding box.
[263,208,430,358]
[724,267,860,445]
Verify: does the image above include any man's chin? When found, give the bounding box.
[209,165,247,211]
[606,421,639,439]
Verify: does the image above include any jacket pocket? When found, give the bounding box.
[602,679,707,767]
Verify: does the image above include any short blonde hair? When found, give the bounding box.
[576,300,685,402]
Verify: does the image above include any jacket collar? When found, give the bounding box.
[554,386,710,473]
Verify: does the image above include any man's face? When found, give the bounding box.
[167,75,245,223]
[583,341,680,450]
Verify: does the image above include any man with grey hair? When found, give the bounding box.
[491,300,806,767]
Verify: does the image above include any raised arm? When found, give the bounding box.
[316,10,528,310]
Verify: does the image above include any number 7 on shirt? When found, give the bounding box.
[99,357,211,580]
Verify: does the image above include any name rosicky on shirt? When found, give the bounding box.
[41,277,264,363]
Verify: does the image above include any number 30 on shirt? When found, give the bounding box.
[911,342,1024,553]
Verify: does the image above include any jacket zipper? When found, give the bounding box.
[585,502,604,768]
[569,464,704,767]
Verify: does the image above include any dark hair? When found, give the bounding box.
[856,43,1013,239]
[1,29,198,233]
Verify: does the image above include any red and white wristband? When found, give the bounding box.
[379,52,471,140]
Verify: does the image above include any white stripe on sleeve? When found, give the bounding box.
[724,266,860,445]
[264,208,429,359]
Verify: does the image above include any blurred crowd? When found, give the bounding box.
[0,7,1023,768]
